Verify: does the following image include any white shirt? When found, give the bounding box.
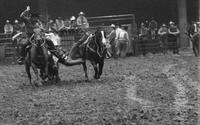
[45,33,61,46]
[115,28,123,40]
[116,29,130,41]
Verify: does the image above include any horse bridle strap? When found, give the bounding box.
[86,34,105,58]
[29,34,46,47]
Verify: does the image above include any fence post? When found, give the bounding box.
[0,45,5,60]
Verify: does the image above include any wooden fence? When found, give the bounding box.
[0,33,16,61]
[0,33,180,61]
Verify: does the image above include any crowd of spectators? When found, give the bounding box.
[138,18,180,55]
[3,11,89,36]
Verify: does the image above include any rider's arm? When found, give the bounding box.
[20,6,31,23]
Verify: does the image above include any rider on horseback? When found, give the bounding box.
[17,6,84,65]
[17,6,45,64]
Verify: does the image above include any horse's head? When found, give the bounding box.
[94,28,107,45]
[30,34,46,47]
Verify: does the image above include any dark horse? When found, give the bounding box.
[24,36,49,86]
[60,29,107,79]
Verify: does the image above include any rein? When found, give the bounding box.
[86,34,105,58]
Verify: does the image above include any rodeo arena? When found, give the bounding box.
[0,0,200,125]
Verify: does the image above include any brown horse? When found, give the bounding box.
[24,36,49,87]
[59,29,107,79]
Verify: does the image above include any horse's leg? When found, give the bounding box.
[25,63,33,87]
[82,61,88,79]
[98,59,104,78]
[90,61,99,79]
[55,62,61,83]
[44,62,48,82]
[31,64,41,87]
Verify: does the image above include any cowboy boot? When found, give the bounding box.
[17,44,26,65]
[58,56,84,66]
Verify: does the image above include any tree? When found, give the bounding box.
[177,0,188,48]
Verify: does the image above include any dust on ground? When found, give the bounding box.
[0,50,199,125]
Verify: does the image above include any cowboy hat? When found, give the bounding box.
[15,19,19,23]
[6,20,10,23]
[162,24,166,27]
[79,11,85,15]
[169,21,175,25]
[110,24,115,27]
[70,16,76,21]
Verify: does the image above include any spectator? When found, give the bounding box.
[149,17,158,39]
[76,11,89,29]
[139,22,149,56]
[158,24,168,54]
[4,20,13,34]
[168,21,180,54]
[55,17,64,32]
[139,22,148,40]
[70,16,77,29]
[46,19,56,32]
[107,24,117,58]
[13,19,21,34]
[115,25,130,58]
[64,18,70,29]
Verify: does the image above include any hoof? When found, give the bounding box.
[84,77,89,82]
[56,77,61,83]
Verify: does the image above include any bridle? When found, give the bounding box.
[87,32,106,58]
[29,34,46,47]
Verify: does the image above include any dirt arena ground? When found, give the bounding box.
[0,50,199,125]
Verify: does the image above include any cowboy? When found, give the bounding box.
[149,17,158,39]
[190,21,200,56]
[4,20,13,34]
[168,21,180,54]
[76,11,89,29]
[115,25,130,58]
[64,18,70,30]
[139,22,149,40]
[13,20,22,34]
[68,28,92,56]
[107,24,117,57]
[158,24,168,54]
[16,6,61,64]
[70,16,77,29]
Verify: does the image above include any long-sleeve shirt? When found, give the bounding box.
[116,29,130,41]
[168,26,180,35]
[158,27,168,35]
[4,23,13,34]
[76,16,89,28]
[20,10,35,36]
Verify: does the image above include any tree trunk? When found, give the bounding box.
[199,0,200,19]
[177,0,188,48]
